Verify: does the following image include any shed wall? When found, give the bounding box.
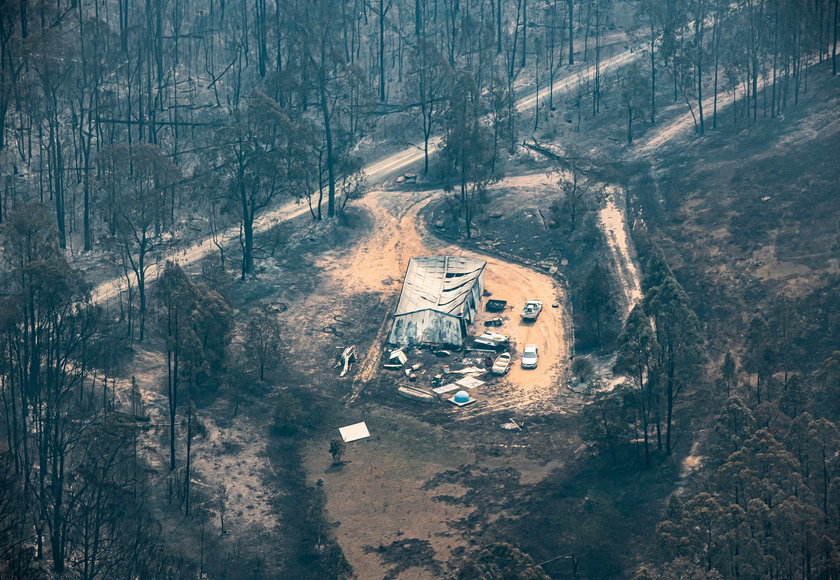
[388,310,466,347]
[387,256,485,347]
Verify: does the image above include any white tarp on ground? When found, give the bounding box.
[388,256,486,347]
[456,376,485,389]
[338,422,371,443]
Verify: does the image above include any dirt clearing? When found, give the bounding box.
[316,187,572,412]
[301,183,575,577]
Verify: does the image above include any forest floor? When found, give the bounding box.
[626,60,840,336]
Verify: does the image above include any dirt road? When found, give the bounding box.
[599,185,643,315]
[88,47,638,306]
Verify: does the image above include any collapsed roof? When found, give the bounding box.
[387,256,486,347]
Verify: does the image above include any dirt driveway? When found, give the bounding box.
[316,186,572,414]
[300,185,575,577]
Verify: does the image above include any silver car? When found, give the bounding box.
[521,344,538,369]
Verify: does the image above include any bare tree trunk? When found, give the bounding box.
[696,11,705,135]
[379,0,386,101]
[833,0,838,75]
[169,316,179,473]
[568,0,574,64]
[521,0,528,69]
[497,0,503,54]
[650,21,656,123]
[184,400,193,515]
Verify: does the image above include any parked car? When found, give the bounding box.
[520,300,543,321]
[521,344,539,369]
[486,299,507,312]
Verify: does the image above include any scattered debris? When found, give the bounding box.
[432,350,452,357]
[384,349,408,369]
[336,345,357,377]
[338,422,371,443]
[484,317,504,327]
[500,418,523,431]
[397,385,436,403]
[473,332,510,349]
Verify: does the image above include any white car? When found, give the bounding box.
[521,344,539,369]
[520,300,543,321]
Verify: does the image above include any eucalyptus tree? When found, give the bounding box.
[98,144,180,341]
[614,304,660,467]
[440,71,497,238]
[215,91,311,278]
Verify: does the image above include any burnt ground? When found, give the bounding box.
[423,167,626,354]
[124,182,581,579]
[624,61,840,353]
[109,60,839,580]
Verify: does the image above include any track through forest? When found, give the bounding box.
[89,46,640,305]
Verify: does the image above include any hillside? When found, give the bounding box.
[1,1,838,579]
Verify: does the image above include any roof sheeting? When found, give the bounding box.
[394,256,486,317]
[387,256,486,347]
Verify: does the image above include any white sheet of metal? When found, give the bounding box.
[432,383,461,394]
[456,376,485,389]
[338,422,371,443]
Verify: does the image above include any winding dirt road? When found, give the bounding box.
[88,47,638,305]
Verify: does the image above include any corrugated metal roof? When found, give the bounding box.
[394,256,486,317]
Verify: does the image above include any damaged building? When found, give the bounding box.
[387,256,486,348]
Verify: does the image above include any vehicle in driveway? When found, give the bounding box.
[521,344,538,369]
[520,300,543,321]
